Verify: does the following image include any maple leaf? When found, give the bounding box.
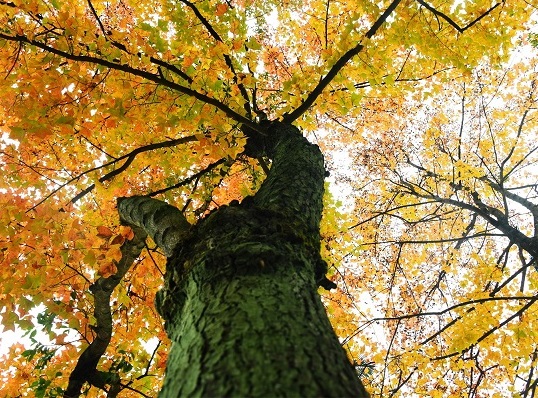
[96,226,114,239]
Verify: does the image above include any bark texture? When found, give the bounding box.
[156,122,369,397]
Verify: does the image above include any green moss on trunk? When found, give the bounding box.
[157,123,369,397]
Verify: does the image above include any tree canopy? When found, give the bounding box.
[0,0,536,396]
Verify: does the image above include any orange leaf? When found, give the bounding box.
[121,226,135,240]
[216,3,228,16]
[97,226,114,238]
[110,234,125,245]
[98,262,118,277]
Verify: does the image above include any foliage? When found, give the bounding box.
[336,49,538,396]
[0,0,535,396]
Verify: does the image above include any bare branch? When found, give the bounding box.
[416,0,504,33]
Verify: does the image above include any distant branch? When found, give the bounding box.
[0,1,16,7]
[356,232,500,247]
[485,177,537,215]
[388,158,538,258]
[342,294,537,346]
[432,294,538,361]
[417,0,504,33]
[333,64,453,92]
[283,0,504,122]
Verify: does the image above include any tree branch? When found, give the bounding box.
[0,32,260,131]
[342,295,536,346]
[87,0,108,38]
[64,225,148,397]
[117,196,191,256]
[28,136,198,211]
[178,0,252,116]
[147,157,228,197]
[65,196,191,396]
[283,0,403,123]
[417,0,504,33]
[432,294,538,361]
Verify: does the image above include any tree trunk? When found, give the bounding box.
[156,122,369,397]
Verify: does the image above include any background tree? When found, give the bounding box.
[0,0,534,397]
[338,47,538,396]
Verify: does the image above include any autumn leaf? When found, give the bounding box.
[110,234,125,246]
[121,226,135,241]
[216,3,228,17]
[96,226,114,239]
[98,262,118,278]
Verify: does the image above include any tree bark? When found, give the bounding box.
[153,122,368,397]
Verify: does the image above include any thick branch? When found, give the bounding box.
[66,197,191,396]
[117,196,191,256]
[405,186,537,258]
[64,225,147,397]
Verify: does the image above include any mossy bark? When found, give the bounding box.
[157,123,369,397]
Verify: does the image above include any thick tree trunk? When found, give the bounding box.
[156,123,369,397]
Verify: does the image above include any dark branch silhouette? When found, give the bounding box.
[27,136,198,211]
[0,32,259,131]
[283,0,403,123]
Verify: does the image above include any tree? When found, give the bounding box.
[0,0,533,396]
[339,47,538,395]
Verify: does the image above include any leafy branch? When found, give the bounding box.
[284,0,505,122]
[178,0,252,116]
[283,0,403,123]
[342,294,538,349]
[0,32,260,131]
[27,135,198,211]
